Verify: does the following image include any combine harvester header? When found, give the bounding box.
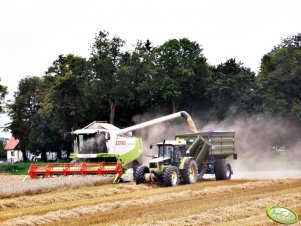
[29,111,198,182]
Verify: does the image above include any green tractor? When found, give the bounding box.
[135,139,199,186]
[135,131,237,187]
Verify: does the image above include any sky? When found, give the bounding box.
[0,0,300,137]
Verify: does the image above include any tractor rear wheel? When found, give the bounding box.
[135,166,149,184]
[163,166,179,187]
[215,159,232,180]
[181,159,198,184]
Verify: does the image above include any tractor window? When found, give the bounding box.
[158,145,173,157]
[78,132,108,154]
[171,146,181,163]
[174,146,181,159]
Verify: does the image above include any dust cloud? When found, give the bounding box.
[132,112,301,179]
[198,115,301,178]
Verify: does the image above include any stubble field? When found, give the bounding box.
[0,174,300,226]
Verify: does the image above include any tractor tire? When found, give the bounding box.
[181,159,198,184]
[163,166,179,187]
[215,159,232,180]
[135,166,149,184]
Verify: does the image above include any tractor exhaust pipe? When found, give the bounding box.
[116,111,198,135]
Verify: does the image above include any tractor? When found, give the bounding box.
[135,131,237,186]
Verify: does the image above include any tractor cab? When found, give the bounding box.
[157,141,186,165]
[148,140,187,174]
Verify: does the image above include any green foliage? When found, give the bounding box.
[258,34,301,118]
[90,31,128,125]
[7,76,43,162]
[0,139,6,158]
[46,54,91,78]
[39,54,93,159]
[153,38,210,112]
[208,59,258,119]
[130,41,160,113]
[0,162,32,175]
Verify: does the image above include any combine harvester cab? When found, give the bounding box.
[29,111,197,183]
[135,130,237,186]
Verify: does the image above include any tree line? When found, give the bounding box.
[1,31,300,162]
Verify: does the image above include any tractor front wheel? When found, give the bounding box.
[135,166,149,184]
[163,166,179,187]
[181,159,198,184]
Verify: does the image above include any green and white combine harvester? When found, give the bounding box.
[28,111,237,185]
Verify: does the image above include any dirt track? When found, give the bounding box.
[0,175,300,226]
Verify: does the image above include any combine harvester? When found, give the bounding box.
[135,130,237,186]
[29,111,198,182]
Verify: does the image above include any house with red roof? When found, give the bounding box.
[4,136,23,163]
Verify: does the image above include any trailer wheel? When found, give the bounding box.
[135,166,149,184]
[181,159,198,184]
[163,166,179,187]
[215,159,231,180]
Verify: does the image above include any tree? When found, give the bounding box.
[258,34,301,119]
[131,41,161,112]
[119,41,158,119]
[0,139,6,158]
[7,76,42,162]
[44,54,93,128]
[208,59,257,119]
[46,54,91,79]
[153,38,210,113]
[90,30,127,124]
[0,78,8,113]
[29,112,63,161]
[43,73,88,130]
[40,54,92,159]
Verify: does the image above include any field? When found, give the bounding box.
[0,174,300,226]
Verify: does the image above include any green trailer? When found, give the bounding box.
[135,130,237,186]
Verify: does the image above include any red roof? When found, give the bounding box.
[4,136,19,150]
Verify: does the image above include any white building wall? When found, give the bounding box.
[7,150,23,163]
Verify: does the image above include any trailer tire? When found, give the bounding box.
[181,159,198,184]
[215,159,231,180]
[135,166,149,184]
[163,166,179,187]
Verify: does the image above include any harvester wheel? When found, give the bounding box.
[163,166,179,187]
[215,159,231,180]
[135,166,149,184]
[181,159,198,184]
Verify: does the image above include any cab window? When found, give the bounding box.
[158,145,173,157]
